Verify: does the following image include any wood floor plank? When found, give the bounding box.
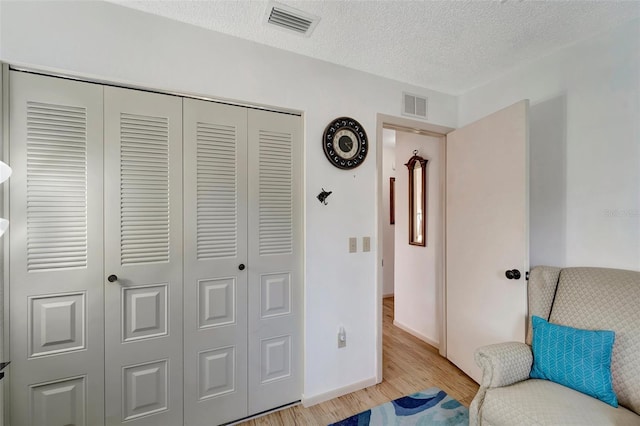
[237,297,478,425]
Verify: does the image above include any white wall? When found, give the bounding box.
[0,1,458,402]
[382,129,396,297]
[393,132,442,346]
[459,18,640,270]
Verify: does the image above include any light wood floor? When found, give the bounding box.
[238,297,479,425]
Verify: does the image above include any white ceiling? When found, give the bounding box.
[110,0,640,95]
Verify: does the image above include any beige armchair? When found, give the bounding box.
[470,266,640,425]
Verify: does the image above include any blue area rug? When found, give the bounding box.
[329,387,468,426]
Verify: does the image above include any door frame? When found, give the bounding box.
[1,62,9,426]
[375,113,453,382]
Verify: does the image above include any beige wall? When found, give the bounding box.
[459,18,640,271]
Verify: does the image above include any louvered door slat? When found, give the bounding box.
[26,101,88,271]
[120,113,170,266]
[258,131,293,256]
[196,122,238,260]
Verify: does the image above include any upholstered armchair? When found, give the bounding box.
[470,266,640,425]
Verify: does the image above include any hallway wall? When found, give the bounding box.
[382,129,396,297]
[393,132,443,346]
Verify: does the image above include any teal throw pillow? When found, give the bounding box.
[530,315,617,407]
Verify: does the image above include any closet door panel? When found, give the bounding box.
[247,109,303,414]
[183,98,248,426]
[9,71,105,426]
[103,87,183,426]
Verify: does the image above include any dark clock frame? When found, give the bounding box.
[322,117,368,170]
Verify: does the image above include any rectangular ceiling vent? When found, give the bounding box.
[265,2,320,37]
[403,92,428,120]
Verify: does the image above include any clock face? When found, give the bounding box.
[322,117,368,169]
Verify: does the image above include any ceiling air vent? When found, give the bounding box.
[265,2,320,37]
[403,92,428,120]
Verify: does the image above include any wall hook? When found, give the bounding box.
[317,189,332,205]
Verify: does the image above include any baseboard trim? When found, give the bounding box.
[382,293,394,298]
[225,401,301,425]
[393,320,439,349]
[301,376,378,407]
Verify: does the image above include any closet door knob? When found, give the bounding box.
[238,264,245,271]
[107,274,118,283]
[505,269,521,280]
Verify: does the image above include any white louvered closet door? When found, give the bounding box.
[247,109,303,414]
[103,87,183,426]
[9,71,105,425]
[183,99,249,426]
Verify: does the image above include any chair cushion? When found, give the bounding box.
[480,379,640,426]
[549,267,640,414]
[530,315,617,407]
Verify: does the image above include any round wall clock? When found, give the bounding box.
[322,117,368,170]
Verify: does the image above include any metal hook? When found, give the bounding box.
[317,188,332,205]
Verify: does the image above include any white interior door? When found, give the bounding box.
[183,99,249,425]
[103,87,183,425]
[9,71,105,425]
[247,109,303,414]
[446,100,529,383]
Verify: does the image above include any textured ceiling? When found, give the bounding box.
[110,0,640,94]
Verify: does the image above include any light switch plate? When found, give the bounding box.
[338,327,346,348]
[349,237,357,253]
[362,236,371,252]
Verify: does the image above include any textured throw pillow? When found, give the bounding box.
[530,315,617,407]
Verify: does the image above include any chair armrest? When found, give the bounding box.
[469,342,533,426]
[475,342,533,388]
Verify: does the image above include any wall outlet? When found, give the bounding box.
[362,236,371,252]
[349,237,357,253]
[338,326,346,348]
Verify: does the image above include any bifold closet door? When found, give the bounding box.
[9,71,105,425]
[183,99,249,426]
[183,101,303,424]
[247,109,303,414]
[7,70,300,426]
[103,87,183,426]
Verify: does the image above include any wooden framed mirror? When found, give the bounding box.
[390,177,396,225]
[405,151,427,246]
